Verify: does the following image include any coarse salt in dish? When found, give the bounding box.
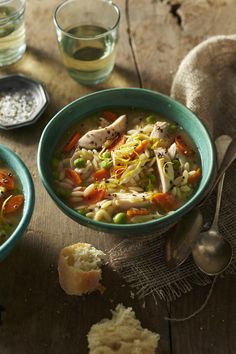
[0,74,49,130]
[0,88,37,126]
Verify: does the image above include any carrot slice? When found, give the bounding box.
[0,170,15,191]
[65,168,82,185]
[108,134,127,151]
[93,168,110,181]
[152,192,178,212]
[3,194,24,214]
[188,168,201,185]
[102,111,117,122]
[111,166,126,178]
[130,140,149,159]
[84,188,106,204]
[175,135,193,156]
[63,131,80,153]
[127,209,149,217]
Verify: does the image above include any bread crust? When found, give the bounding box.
[58,243,105,295]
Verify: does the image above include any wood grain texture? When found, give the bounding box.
[170,276,236,354]
[129,0,236,94]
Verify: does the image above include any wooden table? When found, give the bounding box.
[1,1,236,353]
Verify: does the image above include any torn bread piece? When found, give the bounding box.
[58,242,106,295]
[87,304,160,354]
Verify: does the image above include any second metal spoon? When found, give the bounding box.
[192,172,232,275]
[165,135,236,269]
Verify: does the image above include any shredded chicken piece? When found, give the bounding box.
[78,115,127,149]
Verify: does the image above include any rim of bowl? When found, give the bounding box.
[38,88,216,233]
[0,144,35,255]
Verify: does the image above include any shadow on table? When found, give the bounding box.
[0,229,160,354]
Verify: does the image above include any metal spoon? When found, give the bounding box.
[192,172,233,275]
[165,135,236,269]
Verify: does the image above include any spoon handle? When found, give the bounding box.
[210,173,225,231]
[199,138,236,207]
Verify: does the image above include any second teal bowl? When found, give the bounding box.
[37,88,216,235]
[0,145,35,260]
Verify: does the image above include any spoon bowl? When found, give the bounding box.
[192,171,233,275]
[165,135,236,269]
[192,228,233,275]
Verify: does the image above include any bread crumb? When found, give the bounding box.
[130,291,135,299]
[58,242,105,296]
[87,304,160,354]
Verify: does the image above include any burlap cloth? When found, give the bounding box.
[109,35,236,301]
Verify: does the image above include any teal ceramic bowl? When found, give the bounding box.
[0,145,35,260]
[38,88,216,235]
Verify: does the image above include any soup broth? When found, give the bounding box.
[0,160,24,244]
[52,108,201,224]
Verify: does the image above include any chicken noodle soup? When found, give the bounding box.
[52,109,201,224]
[0,161,24,244]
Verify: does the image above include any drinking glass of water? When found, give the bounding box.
[53,0,120,85]
[0,0,26,66]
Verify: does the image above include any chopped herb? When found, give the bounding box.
[172,159,180,170]
[78,208,87,216]
[51,158,59,169]
[146,115,157,124]
[57,188,71,199]
[168,124,178,134]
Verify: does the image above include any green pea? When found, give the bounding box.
[51,158,59,169]
[73,158,86,168]
[101,160,112,169]
[102,151,111,159]
[113,212,127,224]
[146,115,157,124]
[172,159,180,170]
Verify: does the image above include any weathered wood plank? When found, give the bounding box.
[129,0,236,94]
[170,276,236,354]
[0,1,171,353]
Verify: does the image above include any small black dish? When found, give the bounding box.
[0,74,49,130]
